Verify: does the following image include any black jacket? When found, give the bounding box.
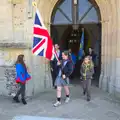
[60,60,73,77]
[50,50,62,76]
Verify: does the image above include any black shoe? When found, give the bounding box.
[53,86,57,89]
[13,96,20,103]
[87,98,90,102]
[21,98,27,105]
[83,91,86,95]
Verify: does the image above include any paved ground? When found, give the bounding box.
[1,84,120,120]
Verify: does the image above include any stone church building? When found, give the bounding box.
[0,0,120,98]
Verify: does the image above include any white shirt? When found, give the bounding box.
[56,50,60,58]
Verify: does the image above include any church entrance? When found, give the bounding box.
[51,0,101,86]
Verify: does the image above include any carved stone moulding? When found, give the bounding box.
[0,42,31,49]
[8,0,23,4]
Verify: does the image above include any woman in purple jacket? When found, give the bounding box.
[13,54,31,105]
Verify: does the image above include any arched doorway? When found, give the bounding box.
[36,0,118,94]
[51,0,101,85]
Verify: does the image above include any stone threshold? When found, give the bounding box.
[12,116,80,120]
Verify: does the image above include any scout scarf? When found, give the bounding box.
[83,62,93,80]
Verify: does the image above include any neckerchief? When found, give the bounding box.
[83,62,93,80]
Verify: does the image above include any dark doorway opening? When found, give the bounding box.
[51,23,101,86]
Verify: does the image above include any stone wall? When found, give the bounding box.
[1,0,120,98]
[0,47,52,97]
[0,0,52,97]
[0,1,13,41]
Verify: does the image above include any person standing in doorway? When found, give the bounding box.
[87,47,96,65]
[51,44,62,88]
[68,48,77,65]
[68,48,76,79]
[76,49,85,78]
[13,54,31,105]
[53,51,73,107]
[80,56,94,101]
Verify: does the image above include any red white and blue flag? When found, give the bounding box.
[32,9,55,60]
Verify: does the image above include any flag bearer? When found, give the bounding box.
[53,51,73,107]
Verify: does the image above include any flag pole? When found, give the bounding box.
[32,1,37,9]
[53,47,60,63]
[32,1,48,88]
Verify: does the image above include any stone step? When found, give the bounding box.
[12,116,84,120]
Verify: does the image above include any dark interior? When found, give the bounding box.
[51,23,101,86]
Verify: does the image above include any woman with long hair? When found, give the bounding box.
[13,54,31,105]
[80,56,94,101]
[53,51,73,107]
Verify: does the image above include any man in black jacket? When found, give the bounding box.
[50,44,62,88]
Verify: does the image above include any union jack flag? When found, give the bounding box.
[32,9,54,60]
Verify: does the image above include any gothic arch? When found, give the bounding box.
[51,0,101,25]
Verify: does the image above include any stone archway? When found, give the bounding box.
[37,0,118,94]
